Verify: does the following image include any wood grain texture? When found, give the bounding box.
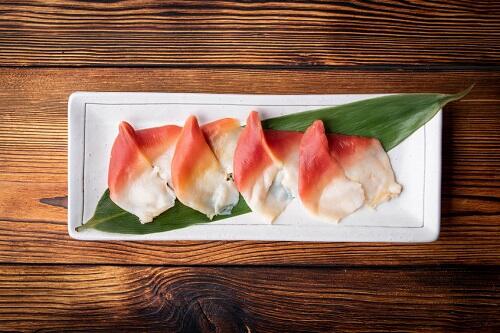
[0,68,498,265]
[0,265,497,332]
[0,0,499,67]
[1,2,498,331]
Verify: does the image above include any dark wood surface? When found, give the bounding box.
[0,1,499,331]
[0,0,498,67]
[0,265,498,332]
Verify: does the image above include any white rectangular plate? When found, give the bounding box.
[68,92,441,242]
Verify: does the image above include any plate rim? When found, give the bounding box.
[68,92,441,242]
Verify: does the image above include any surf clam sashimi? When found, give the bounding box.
[327,133,401,207]
[171,116,239,219]
[233,112,296,222]
[108,122,180,223]
[298,120,365,223]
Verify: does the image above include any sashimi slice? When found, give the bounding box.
[265,130,302,196]
[201,118,242,177]
[135,124,181,188]
[233,111,293,222]
[299,120,364,223]
[328,134,401,207]
[172,116,239,219]
[108,122,176,223]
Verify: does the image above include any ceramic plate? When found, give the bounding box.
[68,92,441,242]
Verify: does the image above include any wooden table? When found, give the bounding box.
[0,1,498,331]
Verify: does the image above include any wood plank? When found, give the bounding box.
[0,68,498,265]
[0,265,497,332]
[0,0,498,67]
[0,214,498,265]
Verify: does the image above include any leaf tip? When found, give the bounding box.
[76,219,95,232]
[450,84,474,102]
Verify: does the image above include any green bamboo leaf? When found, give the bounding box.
[77,87,471,234]
[262,85,472,150]
[76,190,251,234]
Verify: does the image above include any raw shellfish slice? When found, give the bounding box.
[328,134,401,207]
[299,120,364,223]
[233,112,294,222]
[108,122,177,223]
[172,116,239,219]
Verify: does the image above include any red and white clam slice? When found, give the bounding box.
[233,111,296,222]
[327,134,401,207]
[172,116,239,219]
[299,120,365,223]
[108,122,180,223]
